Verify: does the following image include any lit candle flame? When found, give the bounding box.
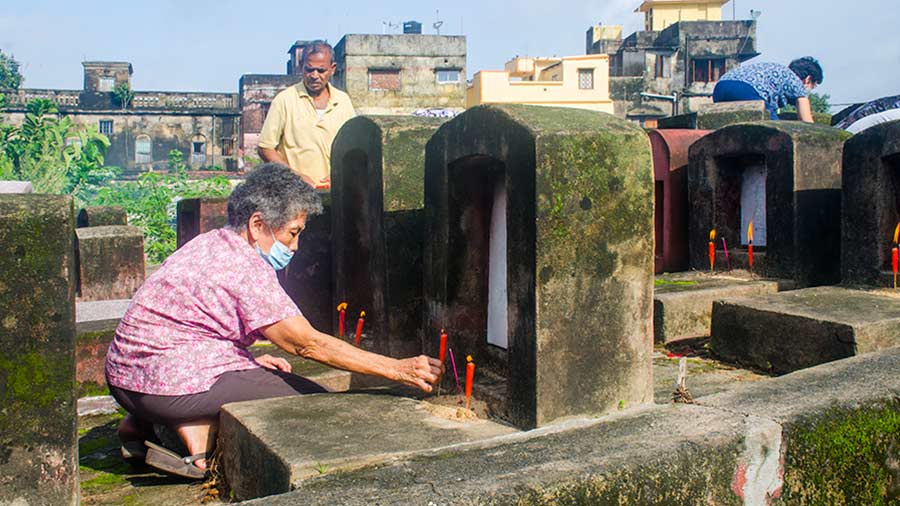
[360,310,366,318]
[893,223,900,245]
[747,221,754,243]
[336,302,347,312]
[709,229,716,241]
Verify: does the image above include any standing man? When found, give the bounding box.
[257,41,355,188]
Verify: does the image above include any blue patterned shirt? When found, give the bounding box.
[719,62,808,113]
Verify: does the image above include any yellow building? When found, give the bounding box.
[466,55,614,113]
[637,0,729,32]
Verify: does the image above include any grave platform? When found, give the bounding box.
[711,286,900,373]
[220,392,518,500]
[654,271,784,343]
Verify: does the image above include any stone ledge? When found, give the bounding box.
[235,348,900,505]
[710,286,900,373]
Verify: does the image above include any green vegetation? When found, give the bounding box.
[654,279,699,287]
[0,50,23,90]
[782,92,832,114]
[0,98,116,203]
[93,149,231,263]
[112,83,134,109]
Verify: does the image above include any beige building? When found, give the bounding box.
[466,55,614,113]
[637,0,729,32]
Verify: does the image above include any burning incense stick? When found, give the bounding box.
[448,347,463,401]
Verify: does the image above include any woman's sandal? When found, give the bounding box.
[144,440,208,479]
[120,440,147,463]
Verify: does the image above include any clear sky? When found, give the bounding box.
[2,0,897,110]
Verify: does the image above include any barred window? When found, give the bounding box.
[578,69,594,90]
[98,120,113,135]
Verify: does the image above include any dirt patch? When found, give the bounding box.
[422,394,488,422]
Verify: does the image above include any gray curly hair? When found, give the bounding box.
[227,163,323,231]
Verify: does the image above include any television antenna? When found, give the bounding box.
[750,9,762,20]
[382,21,399,34]
[433,10,444,35]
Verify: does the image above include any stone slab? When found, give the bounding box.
[0,194,78,505]
[176,197,228,249]
[710,286,900,373]
[220,392,519,500]
[77,205,128,227]
[0,180,33,193]
[238,347,900,506]
[75,225,145,301]
[654,272,780,343]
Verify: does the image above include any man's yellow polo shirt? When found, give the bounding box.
[258,83,355,186]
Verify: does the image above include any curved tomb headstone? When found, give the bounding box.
[688,122,850,287]
[75,225,146,301]
[0,194,78,505]
[841,119,900,287]
[424,104,654,429]
[330,116,446,357]
[77,205,128,227]
[648,128,711,274]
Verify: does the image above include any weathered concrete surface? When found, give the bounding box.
[331,116,446,357]
[237,347,900,506]
[688,122,851,287]
[711,286,900,373]
[280,190,333,334]
[77,205,128,227]
[75,299,130,396]
[841,120,900,287]
[0,194,78,506]
[698,347,900,504]
[424,104,654,429]
[175,197,228,249]
[654,272,780,343]
[220,393,518,500]
[75,225,145,301]
[649,129,711,273]
[657,101,770,130]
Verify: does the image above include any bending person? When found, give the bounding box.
[713,57,823,122]
[105,164,442,479]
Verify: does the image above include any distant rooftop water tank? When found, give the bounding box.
[403,21,422,34]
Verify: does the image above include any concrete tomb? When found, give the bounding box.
[176,197,228,248]
[330,116,446,356]
[657,100,770,130]
[688,122,850,287]
[280,190,333,334]
[0,180,34,193]
[75,225,145,301]
[423,104,655,429]
[76,205,128,227]
[648,128,710,273]
[0,194,78,506]
[841,119,900,286]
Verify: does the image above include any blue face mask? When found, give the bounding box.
[257,233,294,270]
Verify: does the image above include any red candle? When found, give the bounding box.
[708,229,716,272]
[892,247,898,289]
[437,329,448,396]
[465,355,475,411]
[354,310,366,346]
[337,302,347,338]
[747,221,754,274]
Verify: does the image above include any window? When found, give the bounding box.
[135,135,152,164]
[98,120,113,135]
[655,55,671,78]
[578,69,594,90]
[692,58,726,83]
[222,138,234,157]
[98,77,115,92]
[368,69,401,91]
[191,135,207,166]
[436,69,461,84]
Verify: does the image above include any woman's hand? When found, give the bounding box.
[394,355,443,393]
[256,354,292,373]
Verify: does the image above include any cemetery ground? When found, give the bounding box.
[76,339,768,505]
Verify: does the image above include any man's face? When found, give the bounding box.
[303,51,336,95]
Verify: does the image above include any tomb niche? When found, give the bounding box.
[330,116,446,357]
[424,104,654,429]
[688,122,850,288]
[841,120,900,286]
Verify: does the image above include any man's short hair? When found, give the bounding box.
[301,41,334,65]
[789,57,823,85]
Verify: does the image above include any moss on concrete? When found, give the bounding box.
[781,402,900,505]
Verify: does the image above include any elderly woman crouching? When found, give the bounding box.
[104,164,442,478]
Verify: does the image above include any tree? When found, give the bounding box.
[112,82,134,109]
[0,50,23,90]
[808,92,831,114]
